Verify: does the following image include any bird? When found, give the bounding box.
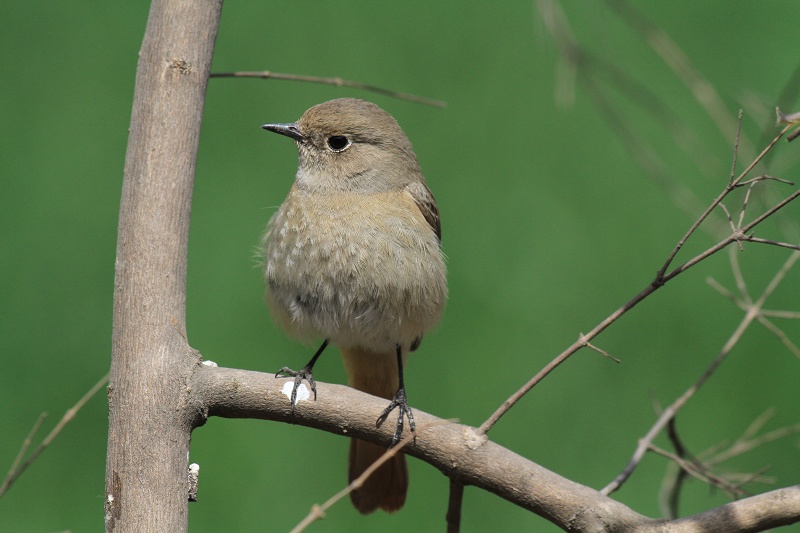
[260,98,447,514]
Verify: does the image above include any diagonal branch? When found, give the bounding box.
[478,125,799,436]
[1,374,108,499]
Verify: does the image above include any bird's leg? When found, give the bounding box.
[377,345,416,446]
[276,339,329,413]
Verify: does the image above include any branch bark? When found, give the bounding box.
[190,365,800,532]
[105,1,222,531]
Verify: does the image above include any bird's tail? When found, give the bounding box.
[340,346,408,514]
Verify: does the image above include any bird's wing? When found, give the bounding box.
[405,180,441,243]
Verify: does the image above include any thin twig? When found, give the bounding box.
[760,309,800,319]
[648,444,748,497]
[739,187,800,237]
[756,316,800,358]
[655,124,792,280]
[580,334,621,363]
[658,461,682,519]
[290,420,448,533]
[479,132,798,436]
[0,373,109,499]
[210,70,446,108]
[706,276,740,307]
[656,187,800,286]
[602,251,800,495]
[738,175,795,187]
[718,203,743,250]
[664,418,690,518]
[741,408,776,441]
[705,422,800,468]
[711,252,800,356]
[742,236,800,252]
[738,182,756,229]
[537,1,800,503]
[604,0,748,157]
[729,109,743,184]
[729,245,751,306]
[2,412,47,493]
[479,229,789,436]
[537,0,722,230]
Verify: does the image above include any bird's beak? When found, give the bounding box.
[261,122,305,142]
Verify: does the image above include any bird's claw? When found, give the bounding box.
[275,365,317,413]
[377,386,415,447]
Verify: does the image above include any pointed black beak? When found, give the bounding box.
[261,122,305,142]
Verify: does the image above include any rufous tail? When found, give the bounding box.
[340,346,408,514]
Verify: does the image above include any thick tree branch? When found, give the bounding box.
[105,1,222,531]
[190,365,800,532]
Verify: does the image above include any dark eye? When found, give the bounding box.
[326,135,350,152]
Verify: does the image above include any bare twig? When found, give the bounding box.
[657,409,800,508]
[579,334,621,363]
[741,408,777,442]
[738,182,756,228]
[0,373,109,498]
[704,417,800,468]
[756,315,800,358]
[538,0,718,228]
[657,413,797,513]
[738,175,795,187]
[656,123,792,280]
[648,444,748,497]
[729,246,751,305]
[710,254,800,357]
[2,412,47,496]
[729,109,743,184]
[602,250,800,495]
[761,309,800,319]
[210,70,446,108]
[742,236,800,252]
[290,420,447,533]
[536,1,800,517]
[604,0,748,156]
[706,276,740,306]
[663,418,690,518]
[479,126,798,436]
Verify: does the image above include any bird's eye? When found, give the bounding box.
[326,135,350,152]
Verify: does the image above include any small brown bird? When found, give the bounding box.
[261,98,447,514]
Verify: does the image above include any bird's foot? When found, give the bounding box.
[275,365,317,413]
[377,386,415,447]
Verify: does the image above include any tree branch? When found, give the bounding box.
[105,1,222,531]
[190,365,800,532]
[210,70,446,108]
[602,250,800,496]
[1,374,108,499]
[478,158,800,436]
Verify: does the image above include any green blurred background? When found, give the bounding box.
[2,1,799,531]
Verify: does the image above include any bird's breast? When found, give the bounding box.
[264,189,447,351]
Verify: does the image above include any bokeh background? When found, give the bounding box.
[2,1,799,531]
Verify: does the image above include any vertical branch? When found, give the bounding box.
[105,1,222,532]
[446,478,464,533]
